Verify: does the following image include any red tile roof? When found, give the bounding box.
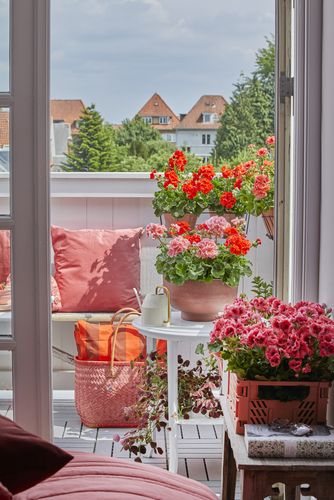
[51,99,85,131]
[136,93,180,131]
[0,111,9,148]
[176,95,226,129]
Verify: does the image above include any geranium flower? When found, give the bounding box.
[225,234,252,255]
[167,236,191,257]
[197,164,215,180]
[168,150,187,171]
[164,169,180,188]
[266,136,275,145]
[252,174,271,199]
[150,169,157,179]
[170,221,191,236]
[220,191,237,209]
[197,178,214,194]
[206,216,229,238]
[182,180,198,199]
[256,147,269,157]
[195,238,218,259]
[146,223,167,239]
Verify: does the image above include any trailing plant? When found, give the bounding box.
[114,345,223,462]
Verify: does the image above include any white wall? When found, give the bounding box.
[176,129,217,158]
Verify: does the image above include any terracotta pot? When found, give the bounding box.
[162,213,198,230]
[262,208,274,240]
[164,279,238,322]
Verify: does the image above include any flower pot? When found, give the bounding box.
[227,371,331,435]
[262,207,274,239]
[162,213,198,230]
[164,279,238,322]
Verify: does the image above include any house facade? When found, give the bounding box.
[175,95,226,162]
[50,99,85,168]
[136,93,180,144]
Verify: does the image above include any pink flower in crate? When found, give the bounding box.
[205,216,230,238]
[196,238,218,259]
[167,236,190,257]
[265,345,281,367]
[146,223,167,240]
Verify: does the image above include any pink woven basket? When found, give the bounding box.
[75,308,144,428]
[75,357,144,428]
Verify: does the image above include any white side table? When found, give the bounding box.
[133,311,224,473]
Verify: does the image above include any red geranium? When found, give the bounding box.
[197,178,214,194]
[164,170,179,189]
[220,191,236,209]
[182,180,198,199]
[225,233,252,255]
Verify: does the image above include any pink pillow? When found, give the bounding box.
[51,226,143,312]
[0,230,10,284]
[51,275,62,312]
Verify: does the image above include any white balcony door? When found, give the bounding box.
[0,0,51,438]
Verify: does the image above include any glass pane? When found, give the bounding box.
[0,229,11,337]
[0,0,10,92]
[0,351,13,420]
[0,107,10,214]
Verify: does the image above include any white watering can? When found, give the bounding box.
[140,285,171,327]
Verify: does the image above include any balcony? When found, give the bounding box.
[0,171,272,497]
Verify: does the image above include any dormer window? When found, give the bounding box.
[159,116,169,124]
[142,116,152,124]
[202,113,213,123]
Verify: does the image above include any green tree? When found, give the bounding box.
[115,115,172,160]
[214,37,275,161]
[64,104,116,172]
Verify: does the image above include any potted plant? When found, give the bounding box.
[208,136,275,236]
[113,347,223,462]
[146,216,260,321]
[208,284,334,433]
[150,150,215,228]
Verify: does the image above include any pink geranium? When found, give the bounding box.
[205,216,230,238]
[167,236,190,257]
[252,174,271,200]
[146,223,167,240]
[196,238,218,259]
[209,296,334,381]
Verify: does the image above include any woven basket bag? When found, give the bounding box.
[75,308,144,428]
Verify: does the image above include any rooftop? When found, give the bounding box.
[51,99,85,131]
[176,95,226,130]
[137,93,180,131]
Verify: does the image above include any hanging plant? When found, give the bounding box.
[113,345,223,462]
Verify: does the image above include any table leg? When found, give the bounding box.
[167,340,178,473]
[145,337,156,459]
[221,428,236,500]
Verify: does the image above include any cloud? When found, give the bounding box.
[51,0,275,122]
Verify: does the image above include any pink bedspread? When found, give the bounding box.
[14,453,217,499]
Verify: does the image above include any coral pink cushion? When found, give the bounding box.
[0,230,10,284]
[14,453,216,499]
[51,226,143,312]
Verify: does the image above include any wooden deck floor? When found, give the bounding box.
[0,397,243,498]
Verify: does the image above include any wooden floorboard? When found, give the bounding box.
[1,398,230,497]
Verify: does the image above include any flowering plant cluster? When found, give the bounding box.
[208,136,275,216]
[146,216,260,287]
[150,138,275,219]
[151,150,215,218]
[209,296,334,381]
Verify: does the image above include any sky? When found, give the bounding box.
[51,0,273,123]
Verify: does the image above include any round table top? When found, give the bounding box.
[132,311,212,342]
